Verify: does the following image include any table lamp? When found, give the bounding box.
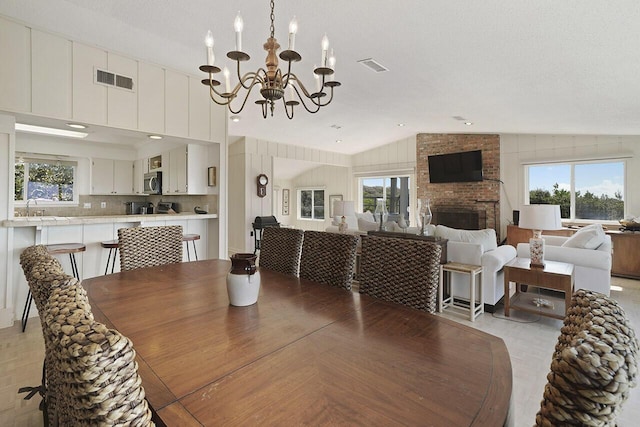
[518,204,562,268]
[333,201,354,233]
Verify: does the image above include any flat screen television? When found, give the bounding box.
[428,150,483,183]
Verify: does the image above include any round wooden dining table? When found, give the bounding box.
[83,259,512,426]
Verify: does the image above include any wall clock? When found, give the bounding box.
[257,174,268,197]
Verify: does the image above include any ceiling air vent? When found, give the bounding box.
[94,68,135,91]
[357,58,389,73]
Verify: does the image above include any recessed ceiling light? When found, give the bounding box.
[66,123,87,129]
[15,123,88,139]
[230,115,241,122]
[397,123,405,127]
[465,122,473,126]
[336,139,342,143]
[148,135,163,140]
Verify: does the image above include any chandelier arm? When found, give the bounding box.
[283,97,294,119]
[289,83,322,114]
[226,80,263,115]
[208,84,233,106]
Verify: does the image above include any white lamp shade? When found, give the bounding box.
[333,201,355,217]
[518,205,562,230]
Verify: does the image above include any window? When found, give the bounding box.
[14,156,78,204]
[527,160,624,221]
[298,189,325,220]
[360,176,411,222]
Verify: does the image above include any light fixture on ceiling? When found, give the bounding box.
[66,123,87,129]
[336,139,342,143]
[465,122,473,126]
[230,115,241,122]
[15,123,88,139]
[199,0,340,119]
[148,135,163,140]
[397,123,405,127]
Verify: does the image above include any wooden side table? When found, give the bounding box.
[504,258,574,320]
[439,262,483,322]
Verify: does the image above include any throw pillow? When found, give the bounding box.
[358,217,378,232]
[356,211,376,223]
[561,223,606,249]
[434,225,498,251]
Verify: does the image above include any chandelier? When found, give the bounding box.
[199,0,340,119]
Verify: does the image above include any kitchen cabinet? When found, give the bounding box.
[91,158,134,195]
[165,70,189,137]
[107,53,137,129]
[138,62,165,134]
[133,158,148,195]
[0,16,31,113]
[73,42,108,124]
[162,145,207,195]
[31,29,72,119]
[189,76,210,140]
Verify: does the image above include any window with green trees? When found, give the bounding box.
[298,189,324,220]
[360,176,410,222]
[14,157,77,203]
[527,161,624,221]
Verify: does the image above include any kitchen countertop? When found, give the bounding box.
[2,212,218,227]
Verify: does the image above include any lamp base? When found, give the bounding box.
[338,216,348,233]
[529,237,545,269]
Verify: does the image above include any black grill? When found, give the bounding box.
[252,216,280,253]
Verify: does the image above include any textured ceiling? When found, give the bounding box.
[2,0,640,154]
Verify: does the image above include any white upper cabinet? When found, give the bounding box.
[189,76,210,140]
[0,17,31,113]
[133,158,147,194]
[138,62,165,134]
[91,158,134,195]
[31,30,72,119]
[107,53,138,129]
[210,103,227,144]
[165,70,189,137]
[73,42,108,124]
[161,144,207,195]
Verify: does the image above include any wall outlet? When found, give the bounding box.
[101,202,107,209]
[83,203,91,209]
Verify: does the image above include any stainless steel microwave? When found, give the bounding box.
[143,171,162,195]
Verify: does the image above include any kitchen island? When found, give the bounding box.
[1,212,218,328]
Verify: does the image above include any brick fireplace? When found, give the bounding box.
[416,134,501,239]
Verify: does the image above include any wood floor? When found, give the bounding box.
[1,276,639,427]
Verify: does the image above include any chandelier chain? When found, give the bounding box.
[269,0,275,38]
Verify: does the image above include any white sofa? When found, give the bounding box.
[516,233,612,296]
[326,211,420,235]
[434,225,517,310]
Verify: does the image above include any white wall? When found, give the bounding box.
[0,114,15,327]
[500,134,640,238]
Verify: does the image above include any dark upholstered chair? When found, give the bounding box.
[358,235,442,313]
[118,225,183,271]
[258,227,304,276]
[45,281,154,426]
[535,289,638,426]
[299,231,358,290]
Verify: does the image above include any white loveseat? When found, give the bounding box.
[434,225,517,310]
[516,231,612,296]
[326,211,420,235]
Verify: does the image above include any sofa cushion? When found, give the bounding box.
[561,223,606,250]
[435,225,497,251]
[356,211,376,223]
[358,217,379,232]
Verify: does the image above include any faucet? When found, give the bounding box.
[26,199,37,217]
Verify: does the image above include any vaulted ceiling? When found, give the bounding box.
[2,1,639,154]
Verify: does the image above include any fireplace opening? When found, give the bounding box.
[432,207,486,230]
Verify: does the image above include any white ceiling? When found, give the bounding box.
[2,0,640,155]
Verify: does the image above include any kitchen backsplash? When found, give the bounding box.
[16,194,218,217]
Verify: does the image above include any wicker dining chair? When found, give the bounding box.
[535,289,638,427]
[258,227,304,276]
[358,235,442,313]
[299,231,359,290]
[118,225,183,271]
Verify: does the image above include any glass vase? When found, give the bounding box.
[417,198,433,236]
[374,198,388,231]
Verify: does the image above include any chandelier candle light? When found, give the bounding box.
[199,0,340,119]
[518,204,562,268]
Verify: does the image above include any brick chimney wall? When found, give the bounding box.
[416,133,501,239]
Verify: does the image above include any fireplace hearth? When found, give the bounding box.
[432,207,486,230]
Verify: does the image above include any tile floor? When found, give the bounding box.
[1,276,638,426]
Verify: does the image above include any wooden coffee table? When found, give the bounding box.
[504,258,574,320]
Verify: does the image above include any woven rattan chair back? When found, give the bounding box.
[258,227,304,276]
[118,225,183,271]
[299,231,358,290]
[535,289,639,426]
[45,281,154,426]
[358,235,442,313]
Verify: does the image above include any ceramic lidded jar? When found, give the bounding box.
[227,253,261,306]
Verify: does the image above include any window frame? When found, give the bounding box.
[14,155,79,207]
[524,158,626,224]
[296,187,325,221]
[357,174,412,222]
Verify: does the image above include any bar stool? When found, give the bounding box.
[21,242,86,332]
[182,234,200,261]
[101,239,119,274]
